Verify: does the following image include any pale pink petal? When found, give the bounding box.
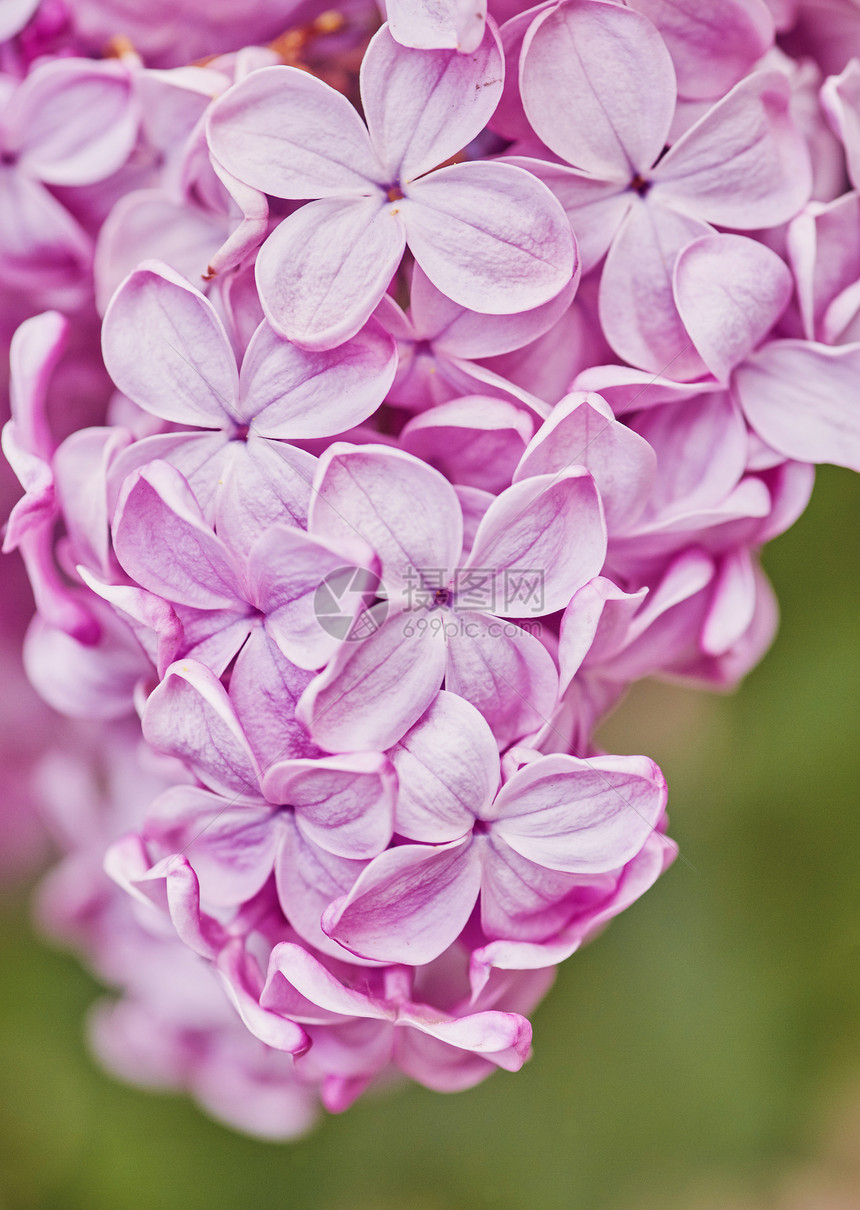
[112,461,243,609]
[599,200,712,378]
[263,941,392,1022]
[204,157,270,279]
[386,0,487,52]
[573,364,715,415]
[515,390,657,532]
[479,838,587,941]
[0,0,38,39]
[465,470,607,615]
[248,524,374,671]
[8,309,67,457]
[297,608,449,752]
[102,262,240,427]
[23,605,145,720]
[217,940,311,1053]
[107,432,228,526]
[273,820,372,961]
[54,427,130,578]
[501,157,631,273]
[733,339,860,470]
[262,752,395,859]
[471,830,673,979]
[821,59,860,191]
[390,690,499,841]
[674,234,793,382]
[94,189,228,314]
[212,438,315,558]
[700,546,757,656]
[408,261,577,359]
[309,443,462,592]
[445,614,559,749]
[207,65,384,197]
[398,997,531,1061]
[400,396,533,492]
[489,3,550,141]
[144,785,277,907]
[238,317,396,437]
[76,570,182,677]
[361,22,503,181]
[651,71,812,227]
[322,838,480,964]
[629,390,747,518]
[558,576,647,693]
[519,0,675,177]
[255,196,405,350]
[402,162,575,315]
[228,627,317,770]
[0,169,92,295]
[492,753,667,872]
[786,193,860,343]
[143,659,261,797]
[9,58,139,185]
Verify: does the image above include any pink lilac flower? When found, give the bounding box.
[506,0,810,377]
[207,21,575,348]
[100,260,396,547]
[322,690,667,965]
[297,441,606,751]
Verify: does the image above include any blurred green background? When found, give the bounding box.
[1,466,858,1210]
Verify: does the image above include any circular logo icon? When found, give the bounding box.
[313,566,388,642]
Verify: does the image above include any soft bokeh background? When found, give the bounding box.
[1,465,858,1210]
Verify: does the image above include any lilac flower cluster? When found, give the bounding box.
[3,0,860,1138]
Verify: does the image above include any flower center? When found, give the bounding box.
[630,173,651,197]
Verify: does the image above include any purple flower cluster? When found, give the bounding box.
[3,0,860,1138]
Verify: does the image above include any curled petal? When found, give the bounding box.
[673,234,792,382]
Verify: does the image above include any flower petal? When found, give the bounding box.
[255,196,405,350]
[733,339,860,471]
[390,690,499,841]
[403,162,575,315]
[297,608,449,753]
[673,234,792,382]
[238,317,396,437]
[466,470,607,615]
[492,752,667,873]
[309,443,462,593]
[143,658,261,797]
[361,21,503,181]
[102,261,240,427]
[651,71,811,228]
[322,838,480,964]
[207,65,384,197]
[445,613,559,750]
[520,0,675,177]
